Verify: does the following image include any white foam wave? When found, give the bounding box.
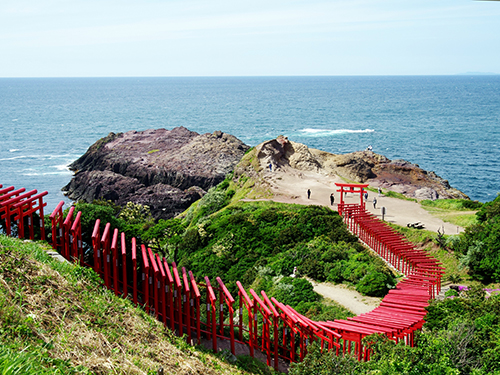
[300,128,375,136]
[54,164,70,171]
[22,170,72,176]
[0,155,28,161]
[0,154,77,162]
[9,149,20,152]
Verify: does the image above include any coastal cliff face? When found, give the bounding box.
[63,127,249,219]
[238,136,468,200]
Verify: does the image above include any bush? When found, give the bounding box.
[297,258,326,281]
[273,277,320,306]
[355,271,394,297]
[289,343,363,375]
[445,289,459,297]
[73,201,125,247]
[326,263,344,283]
[453,195,500,283]
[476,194,500,222]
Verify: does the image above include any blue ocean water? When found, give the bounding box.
[1,76,499,211]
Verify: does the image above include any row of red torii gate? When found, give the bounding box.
[0,182,443,371]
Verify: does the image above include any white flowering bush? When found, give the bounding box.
[118,202,154,225]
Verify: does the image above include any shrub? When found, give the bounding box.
[297,258,326,281]
[178,228,204,256]
[326,263,344,283]
[445,289,459,297]
[273,277,319,306]
[289,343,363,375]
[118,202,154,225]
[476,194,500,222]
[73,201,125,247]
[355,271,394,297]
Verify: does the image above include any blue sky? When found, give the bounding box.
[1,0,499,77]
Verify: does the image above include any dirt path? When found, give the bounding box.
[241,166,464,312]
[309,280,381,315]
[256,167,464,234]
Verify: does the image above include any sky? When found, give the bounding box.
[1,0,499,77]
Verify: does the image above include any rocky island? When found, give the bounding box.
[63,128,468,220]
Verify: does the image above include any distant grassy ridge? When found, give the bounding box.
[0,236,273,375]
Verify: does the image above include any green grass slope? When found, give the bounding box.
[0,236,275,375]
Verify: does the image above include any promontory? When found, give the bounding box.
[63,128,468,219]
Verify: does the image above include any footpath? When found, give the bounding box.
[242,167,462,314]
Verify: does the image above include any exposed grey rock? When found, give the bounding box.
[415,187,439,201]
[240,136,469,201]
[63,127,249,219]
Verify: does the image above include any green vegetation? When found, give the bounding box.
[362,185,417,202]
[383,190,417,202]
[387,223,469,283]
[291,286,500,375]
[0,344,87,375]
[452,194,500,283]
[172,201,395,301]
[60,174,394,328]
[249,271,354,321]
[0,236,275,375]
[420,198,481,227]
[421,199,483,211]
[147,149,160,154]
[291,193,500,374]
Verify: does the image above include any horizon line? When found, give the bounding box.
[1,73,499,79]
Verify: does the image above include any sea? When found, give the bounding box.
[1,76,499,212]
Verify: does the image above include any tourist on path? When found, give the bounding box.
[307,189,311,199]
[330,193,334,205]
[269,163,272,172]
[373,197,377,209]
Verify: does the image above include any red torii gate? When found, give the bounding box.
[335,183,369,215]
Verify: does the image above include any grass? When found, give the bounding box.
[0,344,86,375]
[0,235,278,375]
[383,190,417,202]
[386,223,469,283]
[420,199,479,227]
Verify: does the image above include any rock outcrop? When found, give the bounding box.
[238,136,468,200]
[63,127,249,219]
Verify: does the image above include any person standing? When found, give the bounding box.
[364,192,368,201]
[373,197,377,209]
[307,189,311,199]
[330,193,334,205]
[269,163,272,172]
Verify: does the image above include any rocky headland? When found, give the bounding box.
[64,130,468,220]
[236,135,468,201]
[63,127,249,219]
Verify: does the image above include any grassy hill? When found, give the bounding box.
[0,235,276,375]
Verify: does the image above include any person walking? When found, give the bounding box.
[307,189,311,199]
[269,163,272,172]
[364,192,368,201]
[330,193,334,205]
[373,197,377,209]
